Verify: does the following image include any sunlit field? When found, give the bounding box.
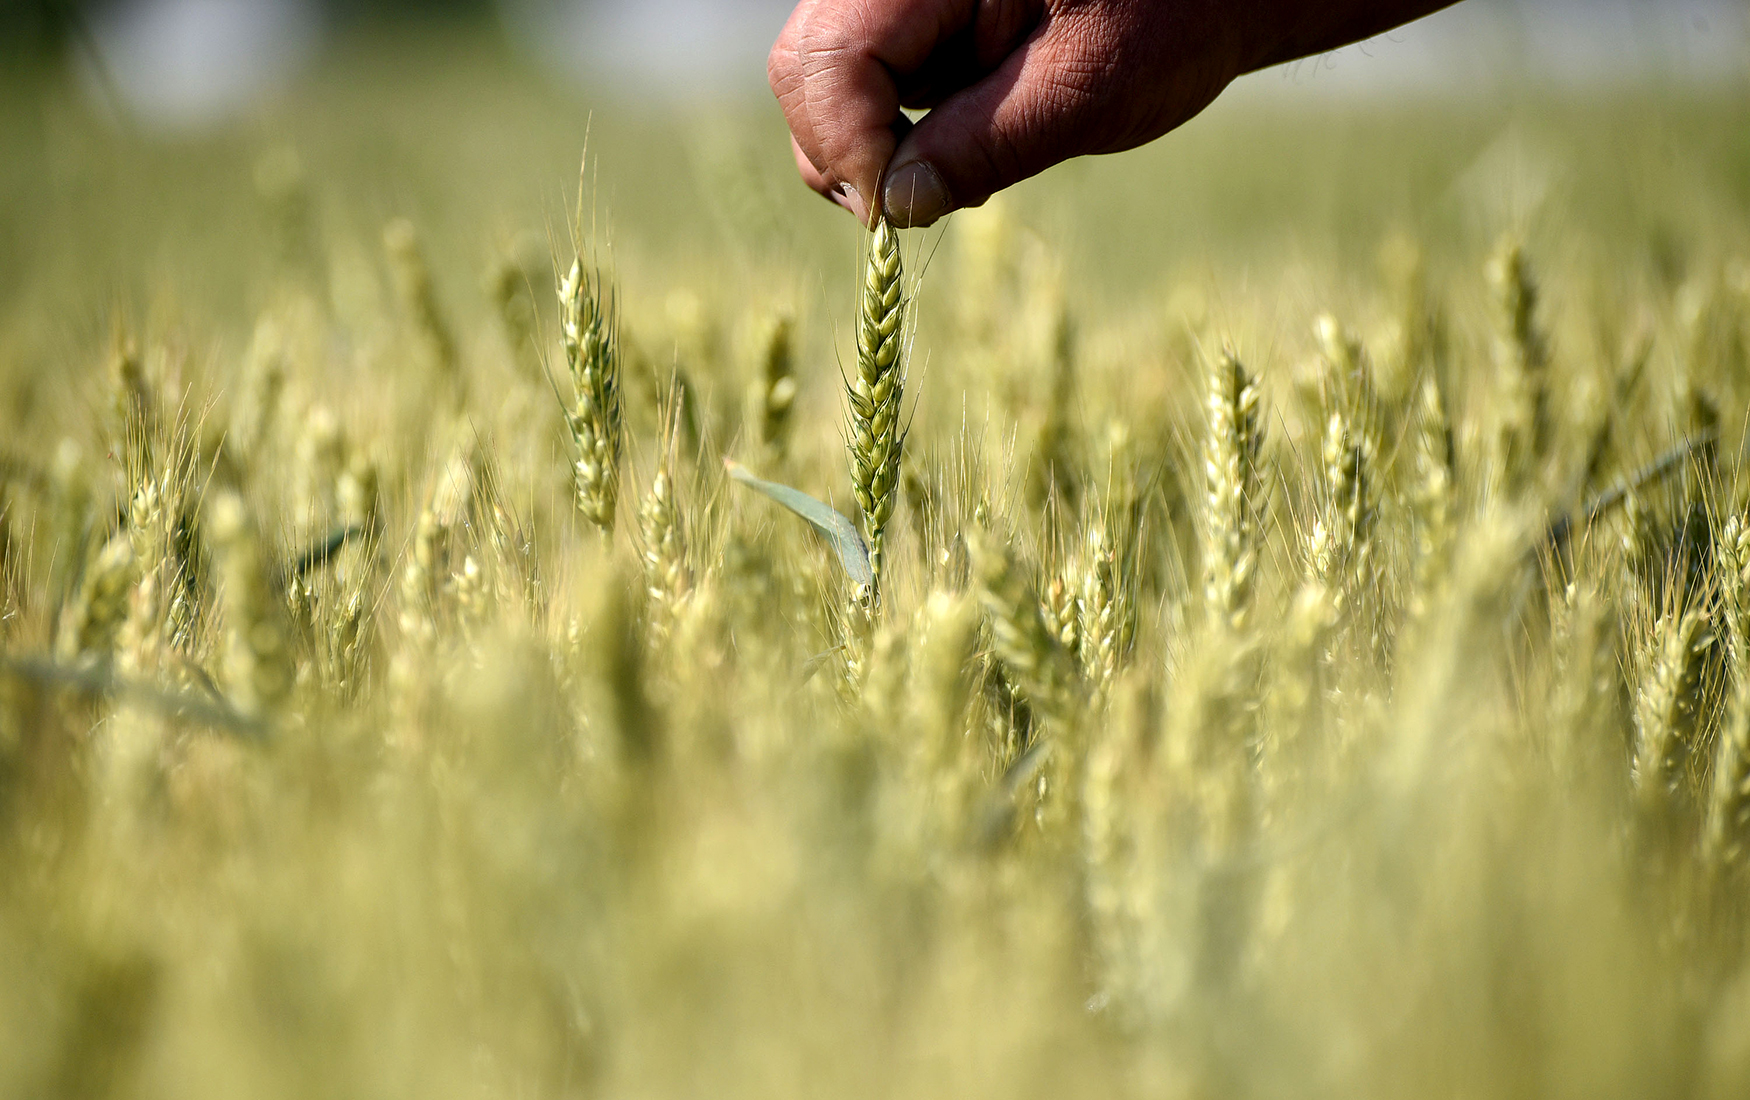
[4,31,1750,1099]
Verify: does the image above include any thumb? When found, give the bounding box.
[879,20,1104,228]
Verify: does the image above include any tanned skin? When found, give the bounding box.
[769,0,1461,226]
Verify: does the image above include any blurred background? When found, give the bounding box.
[1,0,1746,379]
[4,9,1750,1100]
[0,0,1745,130]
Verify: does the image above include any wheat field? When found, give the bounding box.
[3,37,1750,1099]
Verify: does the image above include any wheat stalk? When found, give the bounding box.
[1163,626,1257,862]
[1082,668,1159,1017]
[384,217,462,403]
[913,590,981,774]
[750,313,797,463]
[1263,580,1336,791]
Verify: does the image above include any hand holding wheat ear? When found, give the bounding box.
[770,0,1461,227]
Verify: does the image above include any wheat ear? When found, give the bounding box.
[1706,514,1750,866]
[209,492,293,722]
[639,410,691,643]
[1408,374,1456,622]
[967,526,1076,730]
[561,258,623,535]
[1706,675,1750,870]
[1306,317,1381,612]
[848,219,906,600]
[57,534,138,663]
[1202,348,1266,633]
[1041,574,1079,661]
[1306,408,1376,600]
[1633,605,1709,821]
[1078,526,1130,694]
[1486,238,1551,494]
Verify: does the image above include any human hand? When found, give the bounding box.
[768,0,1457,228]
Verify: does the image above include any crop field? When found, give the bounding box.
[3,33,1750,1099]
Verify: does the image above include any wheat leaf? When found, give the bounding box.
[725,459,873,591]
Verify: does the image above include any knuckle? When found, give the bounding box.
[797,36,860,83]
[1029,14,1121,146]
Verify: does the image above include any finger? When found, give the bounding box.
[788,126,921,221]
[778,0,981,225]
[770,0,830,179]
[791,135,833,197]
[881,12,1112,228]
[793,135,870,220]
[895,0,1044,110]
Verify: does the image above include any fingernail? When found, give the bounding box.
[883,161,949,228]
[834,182,870,225]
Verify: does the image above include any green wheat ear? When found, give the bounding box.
[560,257,623,535]
[848,218,907,602]
[639,406,692,643]
[1201,347,1266,634]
